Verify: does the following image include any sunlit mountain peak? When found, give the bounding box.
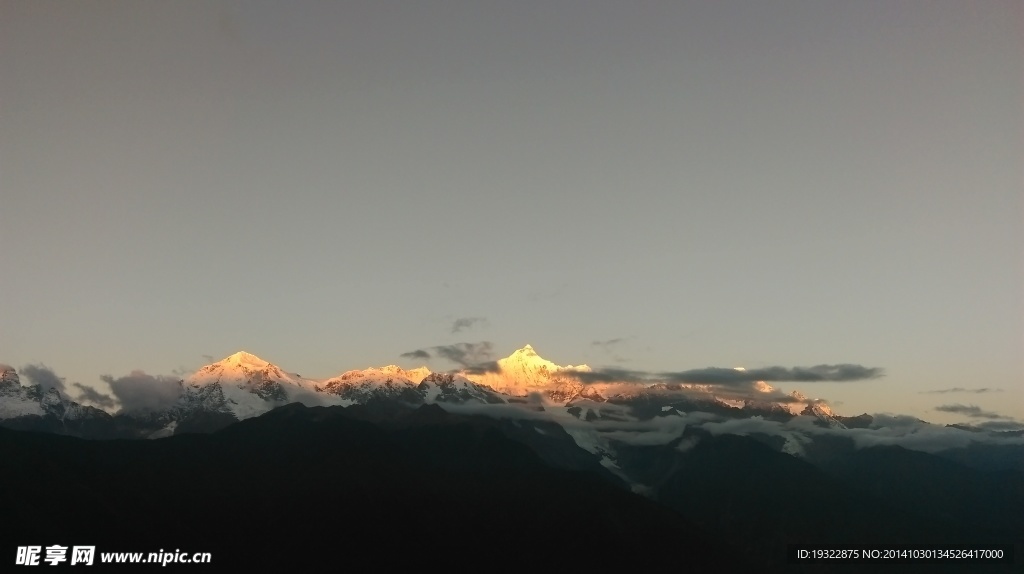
[463,344,590,398]
[222,351,272,369]
[511,344,537,356]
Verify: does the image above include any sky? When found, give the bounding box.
[1,1,1021,425]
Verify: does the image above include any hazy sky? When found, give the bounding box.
[2,1,1021,424]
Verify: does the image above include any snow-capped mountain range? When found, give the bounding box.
[0,347,858,429]
[7,354,1022,572]
[0,346,842,439]
[176,350,512,420]
[168,346,841,420]
[3,347,1023,492]
[4,347,1022,574]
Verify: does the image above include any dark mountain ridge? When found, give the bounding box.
[3,401,1020,571]
[2,403,745,570]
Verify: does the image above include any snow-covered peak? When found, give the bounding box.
[771,390,840,423]
[465,344,590,398]
[181,352,319,419]
[421,372,467,385]
[188,352,294,385]
[803,400,836,418]
[0,372,111,422]
[417,371,508,404]
[222,351,271,369]
[511,344,537,356]
[317,364,432,403]
[799,399,844,428]
[378,365,432,380]
[0,366,45,418]
[323,365,431,387]
[498,345,590,374]
[0,364,19,388]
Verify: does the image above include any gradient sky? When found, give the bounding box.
[2,1,1021,424]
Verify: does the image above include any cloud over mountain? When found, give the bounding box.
[400,341,496,371]
[561,364,883,385]
[71,382,116,409]
[20,364,66,393]
[970,420,1024,432]
[101,371,183,414]
[934,404,1007,420]
[680,411,1024,454]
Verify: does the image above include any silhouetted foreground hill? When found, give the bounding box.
[2,403,746,571]
[2,402,1019,572]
